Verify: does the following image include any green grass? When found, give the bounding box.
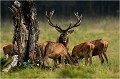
[0,16,119,78]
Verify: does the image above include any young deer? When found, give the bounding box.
[71,42,95,65]
[39,41,74,68]
[90,39,108,64]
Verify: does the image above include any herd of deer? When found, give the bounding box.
[3,11,108,69]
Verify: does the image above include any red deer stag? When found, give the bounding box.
[46,10,82,49]
[39,41,74,68]
[71,42,95,65]
[90,39,108,64]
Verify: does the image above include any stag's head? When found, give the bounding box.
[46,10,82,46]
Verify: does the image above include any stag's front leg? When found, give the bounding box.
[58,56,61,64]
[61,56,64,66]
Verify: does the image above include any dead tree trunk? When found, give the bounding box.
[2,1,40,72]
[11,1,40,65]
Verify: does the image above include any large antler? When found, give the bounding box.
[46,10,62,31]
[66,12,82,31]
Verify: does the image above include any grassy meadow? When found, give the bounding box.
[0,16,119,78]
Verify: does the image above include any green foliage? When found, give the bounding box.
[0,16,119,78]
[0,57,13,70]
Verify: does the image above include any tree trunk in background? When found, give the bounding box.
[11,1,40,65]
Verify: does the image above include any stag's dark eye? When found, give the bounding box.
[61,34,64,37]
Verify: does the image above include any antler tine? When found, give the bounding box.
[74,12,78,16]
[74,12,80,20]
[46,11,48,17]
[46,10,55,26]
[9,7,14,14]
[66,12,82,31]
[80,14,82,18]
[76,13,82,26]
[68,21,72,28]
[51,10,54,16]
[46,10,62,31]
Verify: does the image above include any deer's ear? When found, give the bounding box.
[68,30,74,34]
[56,28,62,33]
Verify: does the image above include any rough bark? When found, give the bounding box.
[12,1,40,65]
[2,1,40,72]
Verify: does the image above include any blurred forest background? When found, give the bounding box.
[1,1,119,21]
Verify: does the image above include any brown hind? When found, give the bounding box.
[40,42,73,68]
[90,39,108,64]
[71,42,95,65]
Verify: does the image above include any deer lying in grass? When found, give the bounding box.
[46,10,82,64]
[90,39,108,64]
[39,41,74,68]
[71,42,95,65]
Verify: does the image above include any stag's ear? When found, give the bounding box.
[68,30,74,34]
[56,28,62,33]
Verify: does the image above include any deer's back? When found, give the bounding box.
[45,42,67,58]
[90,39,108,56]
[38,41,49,48]
[3,44,13,55]
[72,42,92,55]
[90,39,104,51]
[51,43,67,55]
